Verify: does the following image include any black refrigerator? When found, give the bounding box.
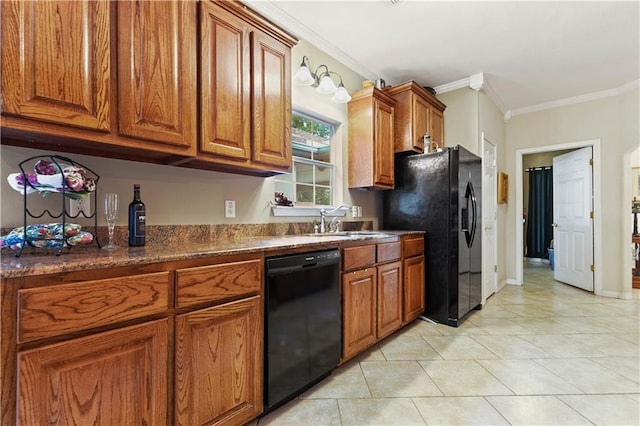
[383,145,482,327]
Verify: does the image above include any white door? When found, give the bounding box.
[552,147,594,291]
[482,136,498,300]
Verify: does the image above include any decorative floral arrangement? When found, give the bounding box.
[1,222,94,251]
[7,159,96,200]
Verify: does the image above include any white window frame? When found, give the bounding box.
[272,108,347,217]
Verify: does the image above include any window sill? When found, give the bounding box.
[271,206,348,217]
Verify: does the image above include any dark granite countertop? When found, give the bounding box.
[1,230,423,279]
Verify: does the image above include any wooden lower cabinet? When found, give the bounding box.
[403,255,425,323]
[17,319,169,425]
[175,295,262,426]
[342,245,403,361]
[377,260,403,339]
[342,268,377,360]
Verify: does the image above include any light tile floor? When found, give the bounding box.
[257,263,640,425]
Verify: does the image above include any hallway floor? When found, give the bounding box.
[257,263,640,425]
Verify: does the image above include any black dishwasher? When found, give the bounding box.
[264,249,341,413]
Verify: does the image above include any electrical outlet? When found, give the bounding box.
[69,197,91,217]
[352,206,358,217]
[357,206,363,217]
[225,200,236,218]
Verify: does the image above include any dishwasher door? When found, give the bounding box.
[264,249,341,412]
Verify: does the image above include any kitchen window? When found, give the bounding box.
[274,111,335,207]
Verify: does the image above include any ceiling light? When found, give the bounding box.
[330,73,352,103]
[293,56,351,103]
[293,57,314,86]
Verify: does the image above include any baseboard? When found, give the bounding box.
[505,278,521,286]
[600,289,633,300]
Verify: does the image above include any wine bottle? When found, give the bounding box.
[128,184,146,246]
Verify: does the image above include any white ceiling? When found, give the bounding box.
[247,0,639,117]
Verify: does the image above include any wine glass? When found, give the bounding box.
[102,193,119,250]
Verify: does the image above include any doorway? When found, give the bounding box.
[514,140,602,295]
[522,149,574,263]
[482,135,498,302]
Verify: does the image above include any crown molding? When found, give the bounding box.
[436,76,639,122]
[245,1,376,80]
[247,2,638,123]
[433,78,470,94]
[508,79,640,118]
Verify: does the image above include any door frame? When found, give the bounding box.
[514,139,602,295]
[481,134,498,302]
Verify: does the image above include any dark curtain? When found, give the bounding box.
[526,167,553,258]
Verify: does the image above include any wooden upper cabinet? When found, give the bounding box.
[200,1,251,160]
[386,81,446,153]
[197,1,293,173]
[374,99,395,187]
[430,106,445,149]
[117,0,197,151]
[1,0,111,131]
[251,29,292,168]
[348,87,396,190]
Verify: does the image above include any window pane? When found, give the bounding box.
[291,111,335,207]
[296,162,313,184]
[315,148,331,163]
[292,144,312,159]
[316,187,331,206]
[292,113,332,164]
[296,184,313,203]
[316,165,331,186]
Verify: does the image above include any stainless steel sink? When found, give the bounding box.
[304,231,391,239]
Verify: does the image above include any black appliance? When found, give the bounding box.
[383,145,482,326]
[264,249,341,413]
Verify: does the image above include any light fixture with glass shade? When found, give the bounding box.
[293,56,351,103]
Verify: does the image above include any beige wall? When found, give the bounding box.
[1,40,377,230]
[506,87,640,296]
[435,88,509,292]
[438,88,479,154]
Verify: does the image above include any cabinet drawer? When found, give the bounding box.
[176,259,262,308]
[343,244,376,271]
[403,235,424,258]
[18,272,170,343]
[377,241,401,263]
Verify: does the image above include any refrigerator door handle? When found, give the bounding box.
[468,181,478,247]
[464,181,478,248]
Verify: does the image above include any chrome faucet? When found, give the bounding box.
[319,204,350,233]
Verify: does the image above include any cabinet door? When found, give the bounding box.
[200,1,251,160]
[251,30,292,169]
[117,0,196,151]
[430,107,444,149]
[413,95,431,152]
[1,0,111,131]
[374,99,395,188]
[404,255,425,323]
[377,260,403,339]
[343,268,377,359]
[175,296,262,426]
[17,319,169,425]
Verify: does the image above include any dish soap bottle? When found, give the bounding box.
[128,184,146,246]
